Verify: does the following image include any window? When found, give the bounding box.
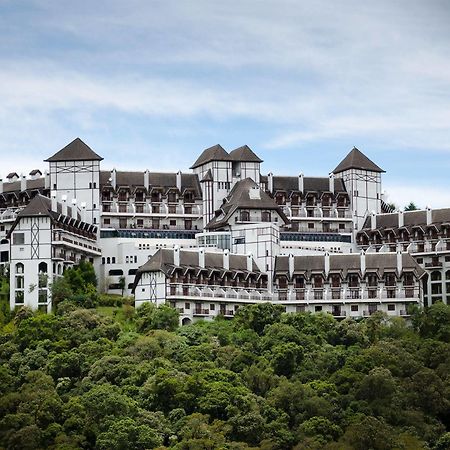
[240,211,250,222]
[387,304,395,311]
[109,269,124,276]
[104,218,110,225]
[351,305,358,312]
[308,223,314,229]
[185,302,190,310]
[13,233,25,245]
[169,220,176,226]
[210,304,215,311]
[314,305,322,312]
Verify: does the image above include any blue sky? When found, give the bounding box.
[0,0,449,208]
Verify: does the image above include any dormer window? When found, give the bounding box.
[240,210,250,222]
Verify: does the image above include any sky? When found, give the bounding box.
[0,0,449,209]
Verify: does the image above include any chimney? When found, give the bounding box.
[51,191,57,211]
[398,210,404,227]
[426,206,432,225]
[370,211,376,230]
[288,253,295,279]
[80,202,87,222]
[199,247,205,268]
[176,170,182,192]
[247,252,253,272]
[397,250,403,275]
[0,179,3,194]
[329,173,335,194]
[71,199,77,219]
[173,246,180,266]
[360,250,366,274]
[298,173,304,193]
[110,169,117,190]
[61,195,67,216]
[268,172,273,193]
[20,175,26,192]
[223,249,230,270]
[144,170,150,191]
[44,171,50,189]
[324,252,330,276]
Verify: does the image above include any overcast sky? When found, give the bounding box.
[0,0,449,209]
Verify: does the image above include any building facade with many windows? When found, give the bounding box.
[0,137,435,316]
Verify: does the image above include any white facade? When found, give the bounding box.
[5,138,433,319]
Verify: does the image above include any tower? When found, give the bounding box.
[190,144,232,227]
[45,138,102,225]
[333,147,384,231]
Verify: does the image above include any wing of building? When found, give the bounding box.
[0,138,443,318]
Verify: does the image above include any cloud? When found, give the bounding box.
[384,183,450,210]
[0,0,449,181]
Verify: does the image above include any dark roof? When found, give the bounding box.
[45,138,103,162]
[229,145,263,163]
[360,208,450,231]
[99,171,202,197]
[133,248,261,290]
[333,147,384,173]
[6,173,18,179]
[29,169,42,176]
[275,253,425,279]
[0,177,46,194]
[7,194,97,238]
[271,176,347,194]
[17,194,79,220]
[190,144,231,169]
[17,195,53,217]
[206,178,289,230]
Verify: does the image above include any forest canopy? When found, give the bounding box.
[0,300,449,449]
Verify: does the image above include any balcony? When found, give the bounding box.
[425,260,442,268]
[346,288,360,299]
[167,284,268,301]
[194,309,210,316]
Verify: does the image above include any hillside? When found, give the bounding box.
[0,301,449,449]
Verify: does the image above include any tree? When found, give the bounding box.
[234,303,284,335]
[405,202,419,211]
[49,277,73,310]
[118,276,126,297]
[136,303,179,332]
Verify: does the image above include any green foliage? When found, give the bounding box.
[136,302,179,332]
[405,201,419,211]
[1,301,450,449]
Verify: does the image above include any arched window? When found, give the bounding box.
[445,270,450,280]
[240,210,250,222]
[107,257,111,264]
[16,263,24,274]
[431,271,442,281]
[38,262,48,273]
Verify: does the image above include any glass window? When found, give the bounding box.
[13,233,25,245]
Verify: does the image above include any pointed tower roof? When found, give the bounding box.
[18,194,53,217]
[190,144,231,169]
[45,138,103,162]
[333,147,384,173]
[229,145,263,163]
